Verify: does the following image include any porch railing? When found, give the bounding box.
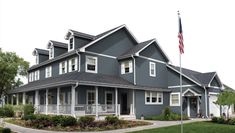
[59,105,71,114]
[47,104,57,114]
[38,105,46,113]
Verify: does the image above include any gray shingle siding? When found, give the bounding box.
[74,36,91,49]
[39,54,49,63]
[54,47,67,57]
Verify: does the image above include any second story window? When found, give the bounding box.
[86,56,97,73]
[34,70,40,81]
[45,66,52,78]
[68,37,74,51]
[36,55,39,65]
[121,60,133,74]
[59,61,67,74]
[49,46,54,59]
[149,62,156,77]
[69,57,78,72]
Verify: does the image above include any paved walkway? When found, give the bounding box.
[3,118,207,133]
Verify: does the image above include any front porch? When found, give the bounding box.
[8,85,136,118]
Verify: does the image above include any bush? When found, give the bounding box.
[23,104,35,117]
[0,105,14,117]
[228,118,235,125]
[105,115,119,125]
[1,128,11,133]
[78,116,95,128]
[163,107,171,120]
[217,117,225,124]
[22,114,36,120]
[60,115,77,127]
[211,117,218,123]
[51,115,63,126]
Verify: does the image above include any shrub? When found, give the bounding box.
[228,118,235,125]
[23,104,35,117]
[217,117,225,124]
[0,105,14,117]
[22,114,36,120]
[51,115,63,126]
[105,115,119,125]
[78,116,95,128]
[1,128,11,133]
[60,115,77,127]
[163,107,171,120]
[211,117,218,123]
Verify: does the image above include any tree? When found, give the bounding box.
[0,50,29,96]
[216,91,235,119]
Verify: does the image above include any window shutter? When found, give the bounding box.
[121,63,125,74]
[129,61,133,73]
[68,59,72,72]
[59,63,62,74]
[75,58,78,71]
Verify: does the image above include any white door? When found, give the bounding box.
[209,94,220,117]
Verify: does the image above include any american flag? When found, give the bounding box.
[178,13,184,54]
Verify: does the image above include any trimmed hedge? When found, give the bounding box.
[105,115,120,125]
[212,116,235,125]
[0,105,14,117]
[78,116,95,128]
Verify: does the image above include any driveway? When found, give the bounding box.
[3,118,207,133]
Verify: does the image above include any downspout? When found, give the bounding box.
[131,55,136,85]
[204,86,208,118]
[76,50,81,72]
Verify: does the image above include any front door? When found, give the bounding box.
[189,97,197,117]
[121,93,128,114]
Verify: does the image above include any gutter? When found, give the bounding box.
[76,50,81,72]
[131,55,136,85]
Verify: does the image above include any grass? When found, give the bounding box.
[130,121,235,133]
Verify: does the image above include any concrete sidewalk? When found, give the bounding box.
[4,118,207,133]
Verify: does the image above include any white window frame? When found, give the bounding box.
[31,72,34,82]
[145,91,163,105]
[59,61,67,74]
[45,66,52,78]
[68,36,74,51]
[34,70,40,81]
[170,92,180,106]
[36,54,39,64]
[85,56,98,73]
[28,73,32,82]
[121,60,133,74]
[49,45,54,59]
[149,62,156,77]
[86,90,96,105]
[68,57,78,72]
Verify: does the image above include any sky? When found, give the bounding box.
[0,0,234,88]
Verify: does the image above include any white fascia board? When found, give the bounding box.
[135,39,156,56]
[64,30,73,40]
[182,88,201,96]
[167,65,202,87]
[155,39,172,64]
[208,72,217,86]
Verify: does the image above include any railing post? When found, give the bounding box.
[46,88,48,115]
[115,88,118,116]
[95,86,98,119]
[57,87,60,115]
[71,86,75,116]
[22,92,26,105]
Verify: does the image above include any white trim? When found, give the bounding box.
[183,88,201,96]
[167,65,202,87]
[149,62,156,77]
[168,84,197,88]
[170,92,181,106]
[86,90,95,105]
[187,97,190,117]
[138,55,166,65]
[209,92,219,96]
[68,36,75,52]
[135,39,156,56]
[121,60,133,74]
[131,55,136,85]
[48,43,54,59]
[208,73,217,87]
[59,61,67,74]
[85,55,98,73]
[45,66,52,78]
[145,91,163,105]
[105,91,114,106]
[210,86,221,89]
[86,51,117,59]
[68,57,78,72]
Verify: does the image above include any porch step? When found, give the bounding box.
[119,115,136,120]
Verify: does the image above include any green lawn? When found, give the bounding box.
[130,122,235,133]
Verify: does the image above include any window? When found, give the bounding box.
[149,62,156,77]
[28,73,32,82]
[69,57,78,72]
[145,91,163,104]
[34,70,40,81]
[170,93,180,106]
[49,46,54,59]
[68,37,74,51]
[87,90,95,104]
[31,72,34,82]
[121,60,133,74]
[86,56,97,73]
[36,55,39,64]
[45,66,52,78]
[59,61,67,74]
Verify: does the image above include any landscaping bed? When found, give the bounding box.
[5,115,151,132]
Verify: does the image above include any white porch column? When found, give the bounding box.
[197,96,200,114]
[57,87,60,115]
[16,93,19,105]
[22,92,26,105]
[71,86,75,116]
[95,86,98,118]
[35,90,39,111]
[46,89,48,115]
[11,95,14,105]
[115,88,118,116]
[187,97,190,117]
[132,89,135,115]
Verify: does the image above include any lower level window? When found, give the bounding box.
[170,93,180,106]
[145,91,163,104]
[87,90,95,104]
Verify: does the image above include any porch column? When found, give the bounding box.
[11,94,14,105]
[71,86,75,116]
[22,92,26,105]
[197,96,200,114]
[132,89,135,115]
[95,86,98,118]
[187,97,190,117]
[57,87,60,115]
[35,90,39,111]
[46,88,48,115]
[16,93,19,105]
[115,88,118,116]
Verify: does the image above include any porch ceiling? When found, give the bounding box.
[10,72,171,93]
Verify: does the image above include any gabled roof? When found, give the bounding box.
[48,40,68,49]
[65,29,95,40]
[33,48,49,56]
[192,72,216,86]
[117,39,170,63]
[10,72,171,93]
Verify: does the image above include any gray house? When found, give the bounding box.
[8,24,223,119]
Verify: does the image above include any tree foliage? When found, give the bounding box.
[0,50,29,95]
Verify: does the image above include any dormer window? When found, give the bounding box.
[35,54,39,64]
[49,46,54,59]
[59,61,67,74]
[68,37,74,51]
